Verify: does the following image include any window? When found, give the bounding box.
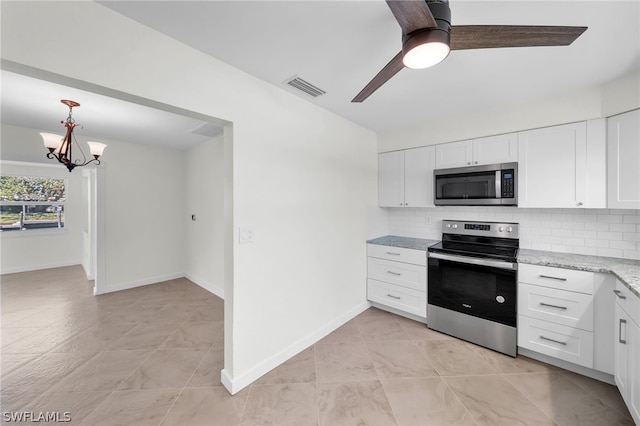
[0,176,66,231]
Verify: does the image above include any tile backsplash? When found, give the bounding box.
[387,207,640,260]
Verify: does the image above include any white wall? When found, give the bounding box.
[388,207,640,260]
[0,125,84,273]
[1,1,381,393]
[378,73,640,153]
[184,136,225,297]
[101,138,186,291]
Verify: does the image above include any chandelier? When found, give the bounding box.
[40,99,107,172]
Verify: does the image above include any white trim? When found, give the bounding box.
[0,260,81,275]
[185,272,224,299]
[95,272,184,295]
[220,301,371,395]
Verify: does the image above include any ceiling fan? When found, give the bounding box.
[352,0,587,102]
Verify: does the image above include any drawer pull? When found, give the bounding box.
[539,274,567,282]
[539,302,567,310]
[539,335,567,346]
[619,318,627,344]
[386,294,401,300]
[386,270,402,276]
[613,289,627,300]
[386,252,401,256]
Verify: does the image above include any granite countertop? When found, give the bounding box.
[367,235,640,298]
[518,249,640,298]
[367,235,439,251]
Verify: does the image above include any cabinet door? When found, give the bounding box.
[404,146,435,207]
[518,122,587,208]
[628,317,640,424]
[608,109,640,209]
[614,302,629,398]
[472,133,518,165]
[379,151,405,207]
[435,140,473,169]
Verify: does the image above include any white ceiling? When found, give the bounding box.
[2,1,638,149]
[0,70,223,150]
[98,0,640,133]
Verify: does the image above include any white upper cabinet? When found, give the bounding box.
[608,109,640,209]
[518,120,606,208]
[435,140,473,169]
[404,146,436,207]
[435,133,517,169]
[378,150,405,207]
[379,146,435,208]
[472,133,519,165]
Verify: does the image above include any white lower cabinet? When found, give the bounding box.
[613,280,640,425]
[367,244,427,320]
[517,264,597,368]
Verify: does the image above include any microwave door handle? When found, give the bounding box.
[495,170,501,199]
[429,252,517,270]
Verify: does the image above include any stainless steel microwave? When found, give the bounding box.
[434,162,517,206]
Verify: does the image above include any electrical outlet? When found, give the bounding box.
[426,216,432,224]
[239,227,255,244]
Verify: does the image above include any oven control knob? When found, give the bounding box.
[452,224,458,229]
[498,226,504,232]
[507,227,513,233]
[496,295,505,304]
[445,224,451,228]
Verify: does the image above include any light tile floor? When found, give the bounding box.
[0,265,634,425]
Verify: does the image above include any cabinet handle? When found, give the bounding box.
[386,294,401,300]
[540,302,568,310]
[467,162,471,165]
[539,335,567,346]
[386,252,401,256]
[613,289,627,300]
[577,202,583,206]
[619,318,627,344]
[539,274,567,282]
[474,161,478,164]
[386,270,402,276]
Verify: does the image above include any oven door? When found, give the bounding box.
[428,252,517,327]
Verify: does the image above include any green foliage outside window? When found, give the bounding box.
[0,176,66,230]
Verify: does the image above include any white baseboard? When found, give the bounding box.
[95,272,184,295]
[0,260,81,275]
[185,273,224,299]
[221,301,371,395]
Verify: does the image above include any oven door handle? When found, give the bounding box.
[428,252,518,270]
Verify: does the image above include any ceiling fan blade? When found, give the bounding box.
[450,25,587,50]
[352,52,405,103]
[386,0,437,35]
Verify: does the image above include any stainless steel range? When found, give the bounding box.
[427,220,519,356]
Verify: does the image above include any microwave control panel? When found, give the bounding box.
[501,169,515,198]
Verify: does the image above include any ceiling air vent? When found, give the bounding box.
[284,76,326,98]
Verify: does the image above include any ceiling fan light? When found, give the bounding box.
[402,29,451,69]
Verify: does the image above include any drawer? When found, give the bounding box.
[367,279,426,318]
[518,264,594,294]
[518,315,593,368]
[367,257,426,292]
[519,283,593,331]
[367,244,426,266]
[614,280,640,326]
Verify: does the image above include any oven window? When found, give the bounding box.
[428,257,516,326]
